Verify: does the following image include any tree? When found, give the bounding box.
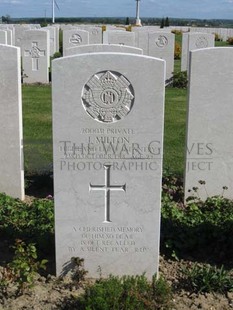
[2,14,11,24]
[125,17,130,25]
[165,17,170,27]
[40,22,48,27]
[160,18,164,28]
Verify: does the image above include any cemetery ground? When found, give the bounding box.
[1,81,233,310]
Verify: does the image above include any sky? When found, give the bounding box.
[1,0,233,20]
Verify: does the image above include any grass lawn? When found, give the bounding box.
[174,59,181,73]
[22,84,52,174]
[215,41,230,47]
[22,84,187,176]
[164,87,187,175]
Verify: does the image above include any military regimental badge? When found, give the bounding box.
[195,36,208,48]
[82,71,135,123]
[156,35,168,48]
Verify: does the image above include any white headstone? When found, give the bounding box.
[181,32,189,72]
[60,24,78,31]
[11,26,16,46]
[30,24,41,29]
[148,32,175,82]
[185,47,233,200]
[44,26,57,56]
[103,31,135,47]
[0,27,13,45]
[135,30,150,55]
[181,32,215,72]
[189,33,215,51]
[6,29,13,45]
[105,26,119,31]
[132,26,167,34]
[53,52,165,278]
[63,29,89,52]
[0,30,7,44]
[54,25,60,52]
[228,29,233,40]
[64,44,143,56]
[135,28,172,52]
[79,26,102,44]
[14,25,31,50]
[219,28,228,41]
[22,30,50,84]
[0,45,24,199]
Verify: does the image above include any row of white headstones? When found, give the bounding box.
[0,24,219,83]
[1,41,233,278]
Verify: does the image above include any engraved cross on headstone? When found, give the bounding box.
[24,42,46,71]
[89,165,126,223]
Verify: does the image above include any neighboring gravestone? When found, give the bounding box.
[44,26,57,56]
[0,30,7,44]
[0,27,13,45]
[10,26,16,46]
[148,32,175,82]
[132,26,166,33]
[54,25,60,52]
[60,25,78,31]
[185,47,233,200]
[0,44,24,199]
[105,26,119,31]
[53,52,165,278]
[14,25,31,50]
[30,24,41,29]
[64,44,143,56]
[219,28,228,41]
[80,26,103,44]
[135,30,150,54]
[22,30,49,84]
[181,32,215,71]
[63,29,89,52]
[103,31,135,46]
[181,32,189,72]
[6,29,13,45]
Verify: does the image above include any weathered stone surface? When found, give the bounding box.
[181,32,215,71]
[79,26,103,44]
[185,47,233,200]
[64,44,143,56]
[44,26,57,56]
[103,31,135,46]
[148,32,175,82]
[53,52,165,278]
[0,30,7,44]
[0,45,24,199]
[22,30,50,84]
[63,29,89,52]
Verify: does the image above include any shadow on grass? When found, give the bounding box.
[0,233,56,275]
[161,173,233,269]
[25,172,54,198]
[160,214,233,269]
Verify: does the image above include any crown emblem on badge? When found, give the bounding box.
[100,71,117,88]
[82,71,134,123]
